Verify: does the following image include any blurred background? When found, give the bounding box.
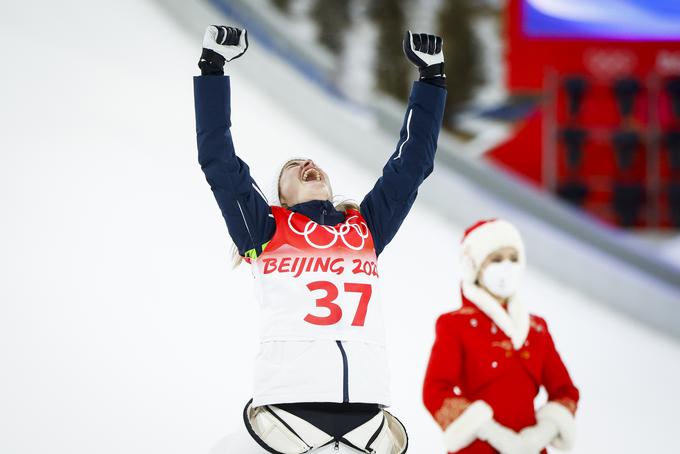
[1,0,679,453]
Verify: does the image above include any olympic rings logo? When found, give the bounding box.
[584,48,637,79]
[287,212,370,250]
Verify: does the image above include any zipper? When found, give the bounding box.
[336,340,349,403]
[321,208,327,225]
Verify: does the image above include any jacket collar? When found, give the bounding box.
[461,282,530,350]
[288,200,345,226]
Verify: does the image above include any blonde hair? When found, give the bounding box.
[230,159,360,268]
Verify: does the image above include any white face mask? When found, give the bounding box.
[480,260,523,299]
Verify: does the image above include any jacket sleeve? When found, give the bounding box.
[423,314,471,429]
[535,323,579,450]
[194,75,275,258]
[541,324,580,413]
[424,314,497,453]
[360,81,446,256]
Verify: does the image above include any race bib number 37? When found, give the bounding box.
[253,207,386,344]
[304,281,372,327]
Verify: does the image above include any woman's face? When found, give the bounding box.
[478,247,519,273]
[278,159,332,207]
[477,246,522,300]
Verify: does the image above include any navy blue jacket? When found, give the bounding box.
[194,76,446,259]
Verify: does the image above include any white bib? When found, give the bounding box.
[249,207,386,346]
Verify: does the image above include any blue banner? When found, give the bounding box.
[523,0,680,41]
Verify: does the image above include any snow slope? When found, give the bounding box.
[1,1,679,453]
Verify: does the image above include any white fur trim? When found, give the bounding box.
[519,419,559,452]
[462,281,530,350]
[460,219,525,283]
[537,402,577,450]
[478,420,526,454]
[443,400,494,452]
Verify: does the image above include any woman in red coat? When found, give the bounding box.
[423,219,579,454]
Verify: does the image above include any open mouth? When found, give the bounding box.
[301,167,322,183]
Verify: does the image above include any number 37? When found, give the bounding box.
[304,281,372,327]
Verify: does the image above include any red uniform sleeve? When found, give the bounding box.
[423,314,472,429]
[541,322,580,414]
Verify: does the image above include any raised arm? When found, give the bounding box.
[194,26,274,259]
[360,32,447,256]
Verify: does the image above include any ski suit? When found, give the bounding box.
[194,75,446,453]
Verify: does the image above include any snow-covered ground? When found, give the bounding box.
[1,1,680,453]
[659,235,680,269]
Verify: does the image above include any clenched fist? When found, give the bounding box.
[403,31,445,82]
[198,25,249,75]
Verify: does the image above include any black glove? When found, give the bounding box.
[198,26,249,76]
[403,31,445,86]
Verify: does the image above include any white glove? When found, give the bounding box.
[403,30,444,67]
[202,25,248,62]
[478,420,535,454]
[402,30,445,81]
[536,402,577,450]
[520,420,559,453]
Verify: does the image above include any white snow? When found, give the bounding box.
[659,235,680,269]
[1,1,679,453]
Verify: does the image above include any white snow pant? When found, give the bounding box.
[208,426,365,453]
[210,401,407,454]
[209,402,407,454]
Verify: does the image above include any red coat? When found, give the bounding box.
[423,296,579,454]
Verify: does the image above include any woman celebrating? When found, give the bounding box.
[195,26,446,453]
[423,219,579,454]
